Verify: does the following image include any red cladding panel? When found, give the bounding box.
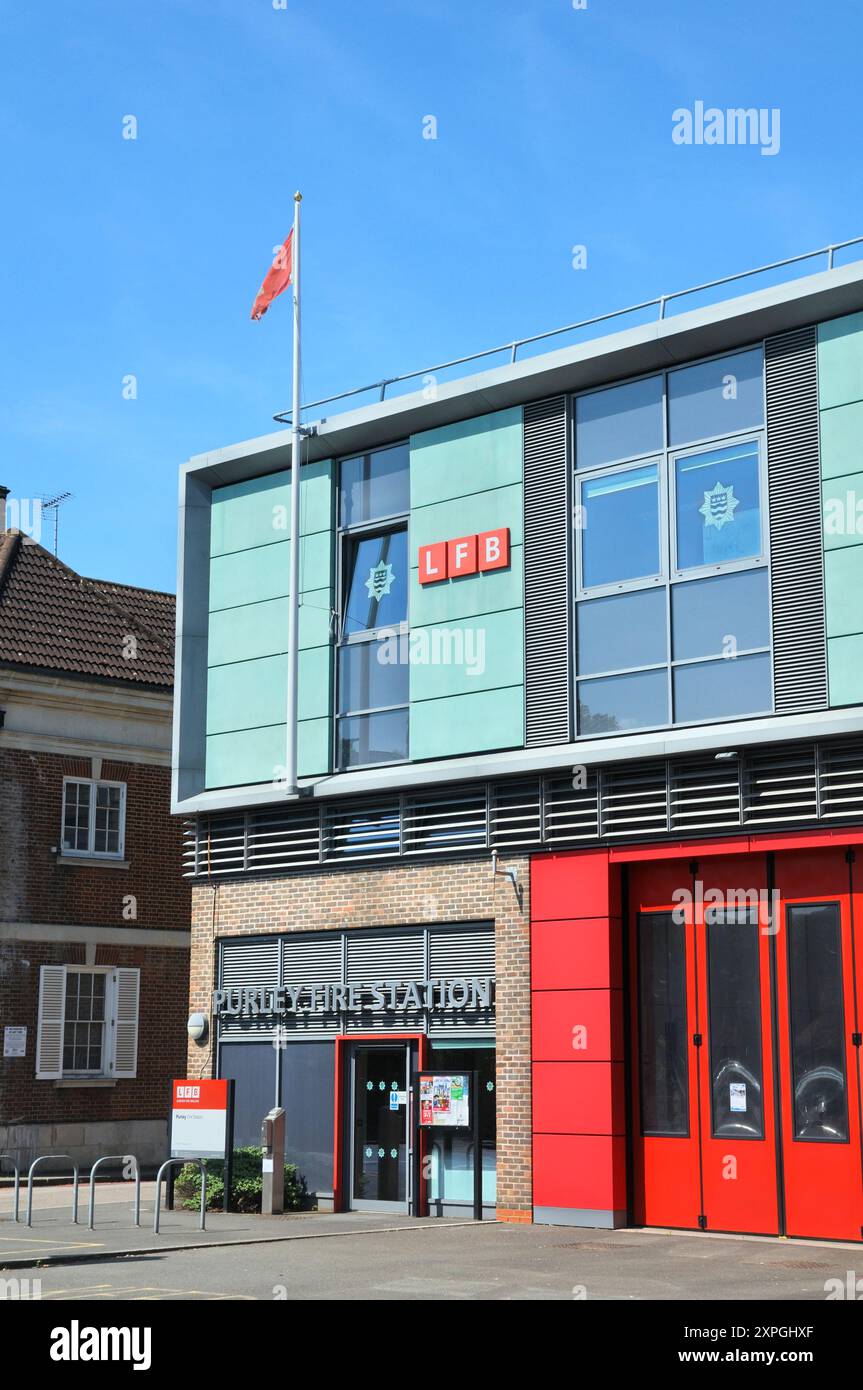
[531,918,622,991]
[418,542,447,584]
[531,989,623,1062]
[533,1134,627,1211]
[446,535,477,576]
[531,850,615,920]
[477,527,510,572]
[532,1061,626,1135]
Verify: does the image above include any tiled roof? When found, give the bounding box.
[0,530,175,688]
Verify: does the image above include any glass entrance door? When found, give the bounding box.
[350,1045,410,1211]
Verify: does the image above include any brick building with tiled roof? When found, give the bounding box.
[0,488,191,1173]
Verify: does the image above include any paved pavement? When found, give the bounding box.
[0,1190,861,1299]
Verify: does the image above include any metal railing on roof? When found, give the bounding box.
[273,235,863,426]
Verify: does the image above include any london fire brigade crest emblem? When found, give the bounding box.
[699,481,739,530]
[365,561,395,601]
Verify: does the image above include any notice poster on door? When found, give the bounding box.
[730,1082,747,1113]
[418,1072,470,1128]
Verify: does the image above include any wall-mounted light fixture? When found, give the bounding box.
[186,1012,208,1043]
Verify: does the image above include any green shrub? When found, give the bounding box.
[175,1146,306,1213]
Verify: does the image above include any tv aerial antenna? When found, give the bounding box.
[37,491,73,556]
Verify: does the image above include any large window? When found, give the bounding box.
[337,444,410,769]
[61,778,126,858]
[574,348,770,736]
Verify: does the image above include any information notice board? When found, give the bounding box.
[417,1071,471,1129]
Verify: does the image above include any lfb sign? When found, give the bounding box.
[419,528,510,585]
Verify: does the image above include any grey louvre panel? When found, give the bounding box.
[524,395,571,746]
[218,937,280,1040]
[543,770,601,843]
[489,780,542,847]
[428,924,495,1038]
[186,734,863,873]
[765,327,828,713]
[403,786,487,854]
[248,806,321,872]
[280,933,343,1036]
[669,759,741,835]
[743,744,818,826]
[600,763,668,839]
[345,930,425,1032]
[325,800,400,861]
[197,815,247,876]
[819,739,863,821]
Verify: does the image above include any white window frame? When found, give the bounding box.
[61,777,127,859]
[36,964,140,1080]
[61,966,112,1076]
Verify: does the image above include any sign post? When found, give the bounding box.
[170,1079,234,1210]
[414,1069,481,1222]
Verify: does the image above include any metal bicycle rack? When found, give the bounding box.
[0,1156,21,1223]
[26,1155,80,1227]
[153,1158,206,1235]
[87,1155,142,1230]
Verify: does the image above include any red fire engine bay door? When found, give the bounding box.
[773,849,863,1242]
[630,856,780,1235]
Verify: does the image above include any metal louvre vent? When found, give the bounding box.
[218,937,280,1039]
[281,933,342,1035]
[524,396,571,747]
[345,931,425,1032]
[189,735,863,876]
[601,763,668,839]
[403,786,487,854]
[816,740,863,821]
[765,326,828,713]
[670,759,742,835]
[428,925,495,1037]
[248,807,320,872]
[490,779,542,847]
[743,745,818,826]
[543,769,600,842]
[325,801,400,861]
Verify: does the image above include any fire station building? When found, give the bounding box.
[173,252,863,1240]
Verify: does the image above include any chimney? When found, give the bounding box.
[0,485,8,534]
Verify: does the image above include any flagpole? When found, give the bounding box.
[285,190,302,796]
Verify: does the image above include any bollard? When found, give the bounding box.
[0,1156,21,1223]
[153,1158,206,1234]
[87,1155,141,1230]
[26,1155,80,1227]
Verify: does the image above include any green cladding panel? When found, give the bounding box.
[205,461,334,788]
[408,408,525,761]
[818,314,863,707]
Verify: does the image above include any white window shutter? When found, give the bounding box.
[111,968,140,1079]
[36,965,66,1079]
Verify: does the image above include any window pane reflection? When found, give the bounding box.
[581,462,661,589]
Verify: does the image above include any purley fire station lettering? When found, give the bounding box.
[213,976,494,1018]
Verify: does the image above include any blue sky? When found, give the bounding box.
[2,0,861,593]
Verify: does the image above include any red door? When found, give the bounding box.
[630,855,780,1235]
[773,849,863,1241]
[630,859,700,1229]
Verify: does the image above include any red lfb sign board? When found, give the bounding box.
[172,1078,228,1110]
[419,527,509,584]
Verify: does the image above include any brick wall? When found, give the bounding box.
[188,857,533,1217]
[1,937,189,1125]
[0,747,190,930]
[0,746,191,1136]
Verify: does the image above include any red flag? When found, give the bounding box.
[250,231,294,320]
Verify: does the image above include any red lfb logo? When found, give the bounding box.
[419,528,509,584]
[172,1078,228,1110]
